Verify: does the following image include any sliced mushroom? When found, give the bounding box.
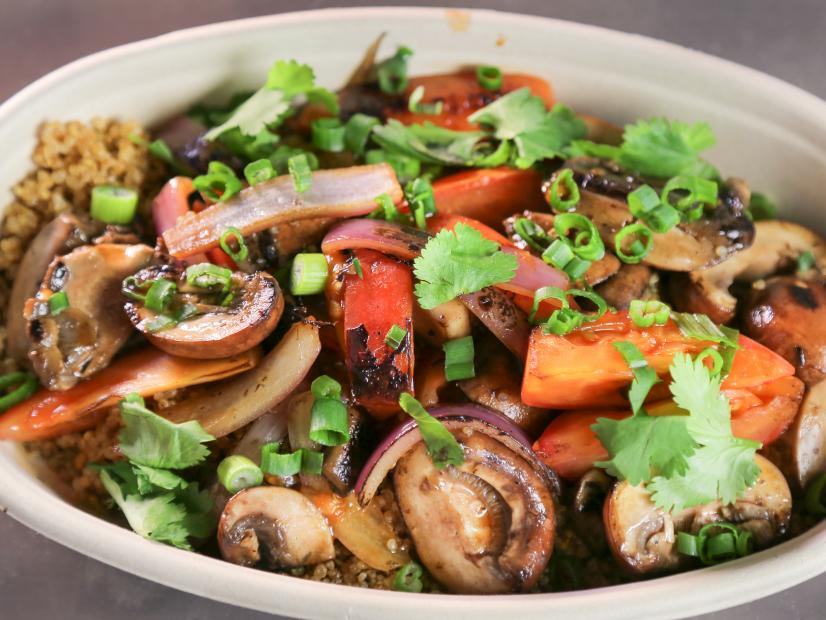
[394,429,555,593]
[671,220,826,323]
[741,277,826,386]
[323,407,370,496]
[7,214,93,364]
[556,159,754,272]
[124,265,283,359]
[218,486,335,568]
[23,243,153,390]
[413,298,472,346]
[595,263,654,310]
[573,468,612,553]
[765,380,826,490]
[605,455,791,574]
[460,287,531,360]
[458,339,552,436]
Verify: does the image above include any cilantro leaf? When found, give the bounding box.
[205,59,338,141]
[469,90,586,168]
[647,353,761,512]
[618,118,716,178]
[412,223,518,309]
[594,415,694,485]
[99,466,193,550]
[372,120,488,166]
[593,342,694,485]
[399,393,464,469]
[118,394,214,469]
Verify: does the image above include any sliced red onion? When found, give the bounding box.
[321,218,431,260]
[163,164,403,258]
[354,404,556,506]
[460,288,531,360]
[152,177,209,264]
[498,246,569,298]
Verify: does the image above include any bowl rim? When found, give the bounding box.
[1,6,826,620]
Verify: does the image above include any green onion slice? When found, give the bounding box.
[476,65,503,91]
[90,185,139,225]
[193,161,242,203]
[290,253,329,296]
[144,314,178,333]
[398,393,464,469]
[528,285,569,324]
[554,213,605,261]
[143,279,177,314]
[443,336,475,381]
[217,455,264,493]
[629,299,671,328]
[513,217,552,253]
[344,113,380,155]
[661,176,718,222]
[352,257,364,279]
[405,177,437,230]
[370,191,403,222]
[547,168,581,213]
[408,85,443,115]
[627,184,680,233]
[567,289,608,323]
[613,341,659,414]
[288,153,313,194]
[544,308,584,336]
[615,223,653,264]
[185,263,233,291]
[219,227,250,263]
[0,372,38,412]
[260,442,303,477]
[244,158,276,186]
[300,449,325,475]
[311,117,346,152]
[670,312,740,349]
[393,562,424,593]
[48,291,69,316]
[309,375,350,447]
[696,347,725,376]
[385,324,408,350]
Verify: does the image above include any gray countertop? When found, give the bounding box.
[1,1,824,618]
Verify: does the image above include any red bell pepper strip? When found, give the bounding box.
[521,311,795,410]
[388,71,555,131]
[431,168,548,229]
[0,347,261,441]
[534,375,804,480]
[343,249,414,420]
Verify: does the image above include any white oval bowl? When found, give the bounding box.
[1,7,825,620]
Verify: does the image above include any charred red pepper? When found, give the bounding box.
[343,249,414,419]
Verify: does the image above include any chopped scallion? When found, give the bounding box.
[185,263,232,291]
[476,65,503,91]
[393,561,424,592]
[670,312,740,348]
[696,348,724,376]
[554,212,605,261]
[407,85,443,115]
[376,46,413,95]
[311,117,346,152]
[661,176,718,222]
[217,455,263,493]
[144,279,176,314]
[48,291,69,316]
[629,299,670,328]
[192,161,242,203]
[0,371,38,412]
[385,324,408,350]
[398,393,464,469]
[547,168,580,212]
[260,442,302,477]
[344,113,380,155]
[290,253,329,296]
[219,227,250,263]
[442,336,475,381]
[352,257,364,279]
[90,185,139,224]
[243,158,275,186]
[288,153,313,194]
[615,223,653,264]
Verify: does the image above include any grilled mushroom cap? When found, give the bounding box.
[670,220,826,324]
[218,486,335,568]
[23,243,153,390]
[124,265,283,359]
[555,159,754,272]
[604,455,791,575]
[393,429,555,593]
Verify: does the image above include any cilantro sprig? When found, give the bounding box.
[593,349,761,512]
[412,223,518,309]
[95,394,216,550]
[568,118,718,179]
[372,88,585,170]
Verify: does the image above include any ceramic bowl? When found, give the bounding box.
[1,7,825,619]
